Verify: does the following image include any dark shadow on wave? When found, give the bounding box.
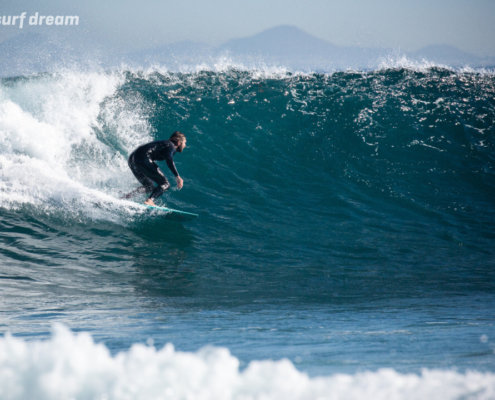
[128,216,196,248]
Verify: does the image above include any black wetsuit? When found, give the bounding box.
[127,140,179,201]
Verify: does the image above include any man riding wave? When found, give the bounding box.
[124,131,187,206]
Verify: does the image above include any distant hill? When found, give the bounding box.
[123,26,389,70]
[217,26,494,69]
[1,26,494,77]
[219,25,340,59]
[409,44,495,67]
[126,26,494,71]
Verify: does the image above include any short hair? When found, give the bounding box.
[169,131,186,146]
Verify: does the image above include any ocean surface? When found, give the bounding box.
[0,60,495,399]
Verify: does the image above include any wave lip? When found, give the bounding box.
[1,324,494,400]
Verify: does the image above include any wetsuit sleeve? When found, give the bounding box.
[145,140,179,176]
[165,153,179,177]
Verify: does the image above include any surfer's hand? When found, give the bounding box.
[176,176,183,189]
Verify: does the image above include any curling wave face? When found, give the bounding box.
[0,65,493,226]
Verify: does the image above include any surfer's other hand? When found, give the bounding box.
[176,176,183,189]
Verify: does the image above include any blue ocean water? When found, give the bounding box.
[0,62,494,398]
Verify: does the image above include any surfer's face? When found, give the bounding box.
[176,139,186,153]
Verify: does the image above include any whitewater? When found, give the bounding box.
[0,60,494,399]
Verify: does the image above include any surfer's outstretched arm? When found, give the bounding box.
[176,175,183,189]
[165,155,179,178]
[164,154,183,189]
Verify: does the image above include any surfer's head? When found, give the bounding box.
[170,131,187,153]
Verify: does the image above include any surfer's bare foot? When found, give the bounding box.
[144,199,156,206]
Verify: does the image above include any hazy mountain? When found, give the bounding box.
[123,26,388,70]
[1,26,494,77]
[409,44,495,67]
[217,26,492,69]
[126,26,492,71]
[219,25,340,58]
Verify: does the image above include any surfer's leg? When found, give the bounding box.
[121,186,148,199]
[123,154,155,198]
[141,160,170,201]
[148,182,170,201]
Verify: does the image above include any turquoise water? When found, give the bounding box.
[0,64,494,398]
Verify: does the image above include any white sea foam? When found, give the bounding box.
[0,71,153,221]
[120,58,301,81]
[375,53,495,75]
[119,50,495,78]
[0,325,494,400]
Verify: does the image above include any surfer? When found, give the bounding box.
[124,131,186,206]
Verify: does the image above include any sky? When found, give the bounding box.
[1,0,495,57]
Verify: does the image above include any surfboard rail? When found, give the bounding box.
[143,204,198,222]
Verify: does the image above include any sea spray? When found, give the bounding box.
[0,71,152,220]
[1,324,494,400]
